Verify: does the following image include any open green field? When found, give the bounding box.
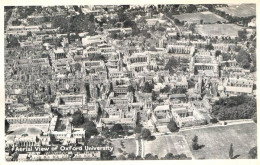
[195,24,242,38]
[216,4,256,17]
[173,11,227,24]
[8,127,42,135]
[111,138,137,157]
[179,123,257,159]
[144,135,193,158]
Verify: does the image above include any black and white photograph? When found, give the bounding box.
[3,2,258,162]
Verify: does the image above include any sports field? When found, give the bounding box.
[195,24,242,38]
[173,11,227,24]
[179,123,257,159]
[111,138,137,157]
[143,135,193,159]
[216,4,256,17]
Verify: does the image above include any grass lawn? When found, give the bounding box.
[216,4,256,17]
[195,24,242,38]
[179,123,257,159]
[8,126,44,136]
[144,135,193,159]
[26,127,42,135]
[173,11,227,24]
[111,138,136,157]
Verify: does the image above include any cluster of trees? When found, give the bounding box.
[134,124,154,141]
[141,128,153,140]
[71,110,99,141]
[4,6,14,29]
[205,5,255,26]
[6,35,20,48]
[172,88,187,94]
[116,152,143,160]
[205,43,214,50]
[142,82,154,93]
[160,85,187,94]
[12,20,22,26]
[86,137,113,160]
[161,153,190,160]
[238,29,247,41]
[17,6,37,19]
[222,52,232,61]
[117,152,190,160]
[101,124,133,139]
[211,95,256,120]
[235,49,251,69]
[167,120,179,132]
[88,54,106,61]
[144,153,190,160]
[52,14,97,35]
[165,57,179,74]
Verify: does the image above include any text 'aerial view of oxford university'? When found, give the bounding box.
[4,4,257,161]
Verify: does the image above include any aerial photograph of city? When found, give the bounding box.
[4,4,257,161]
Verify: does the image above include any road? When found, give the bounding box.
[164,15,182,35]
[110,119,254,141]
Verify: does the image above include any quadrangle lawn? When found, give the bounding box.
[179,123,257,159]
[216,4,256,17]
[195,24,242,38]
[173,11,227,24]
[111,138,137,157]
[144,135,193,159]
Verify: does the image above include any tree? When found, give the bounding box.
[171,88,187,94]
[161,153,189,160]
[252,112,257,123]
[101,150,113,160]
[12,152,19,161]
[5,119,9,133]
[127,85,135,93]
[134,124,143,134]
[165,57,179,74]
[128,153,136,160]
[205,43,214,50]
[238,29,247,41]
[6,35,20,48]
[89,14,95,23]
[194,67,198,75]
[74,63,82,72]
[222,53,232,61]
[52,16,70,33]
[160,85,171,93]
[236,49,251,69]
[141,128,152,140]
[111,124,124,135]
[211,95,256,120]
[215,50,221,57]
[167,120,179,132]
[83,121,98,139]
[192,135,199,150]
[123,19,135,28]
[117,155,126,160]
[142,82,154,93]
[144,153,158,160]
[88,137,104,147]
[71,110,85,127]
[248,146,257,159]
[186,5,197,13]
[229,143,233,159]
[152,91,159,101]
